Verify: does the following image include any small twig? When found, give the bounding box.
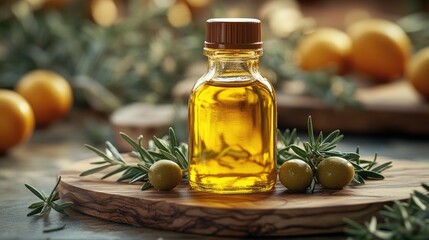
[43,224,66,233]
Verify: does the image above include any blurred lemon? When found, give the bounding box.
[407,47,429,100]
[15,70,73,127]
[90,0,119,27]
[296,28,352,74]
[167,2,191,28]
[347,18,411,82]
[0,90,34,153]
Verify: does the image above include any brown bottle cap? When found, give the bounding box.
[205,18,262,49]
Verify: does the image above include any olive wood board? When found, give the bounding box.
[58,157,429,237]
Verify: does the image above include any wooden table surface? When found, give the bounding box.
[1,110,428,240]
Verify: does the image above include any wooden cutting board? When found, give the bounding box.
[58,158,429,237]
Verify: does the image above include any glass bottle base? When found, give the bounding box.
[189,178,275,194]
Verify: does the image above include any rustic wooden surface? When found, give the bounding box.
[58,157,429,237]
[278,81,429,135]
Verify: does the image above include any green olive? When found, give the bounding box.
[148,160,182,191]
[279,159,313,192]
[317,157,355,189]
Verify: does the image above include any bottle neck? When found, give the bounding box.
[204,48,263,82]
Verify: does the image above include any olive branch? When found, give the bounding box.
[277,116,392,192]
[81,127,188,190]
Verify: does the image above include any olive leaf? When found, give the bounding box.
[25,176,72,217]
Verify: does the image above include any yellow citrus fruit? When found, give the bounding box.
[407,47,429,100]
[90,0,119,27]
[347,18,411,82]
[15,70,73,127]
[279,159,313,192]
[0,90,35,153]
[296,28,352,74]
[149,160,183,191]
[317,157,355,189]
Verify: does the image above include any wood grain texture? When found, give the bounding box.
[58,158,429,237]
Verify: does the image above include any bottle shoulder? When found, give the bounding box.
[190,76,276,100]
[190,61,276,100]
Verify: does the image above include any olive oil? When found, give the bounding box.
[189,80,276,193]
[188,18,277,194]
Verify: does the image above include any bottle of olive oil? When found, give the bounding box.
[188,18,277,194]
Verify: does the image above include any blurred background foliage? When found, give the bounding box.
[0,0,204,112]
[0,0,429,112]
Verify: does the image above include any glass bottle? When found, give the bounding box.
[188,18,277,194]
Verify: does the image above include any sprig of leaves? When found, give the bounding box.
[85,118,391,193]
[345,183,429,239]
[82,127,188,190]
[277,116,392,192]
[25,176,72,216]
